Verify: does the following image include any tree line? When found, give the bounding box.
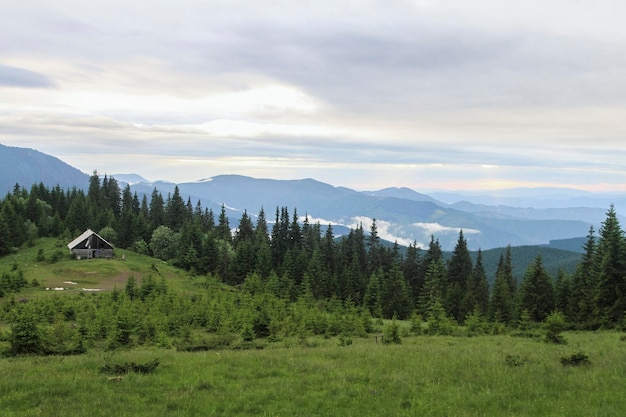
[1,172,625,330]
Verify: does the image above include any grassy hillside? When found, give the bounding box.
[0,332,624,416]
[0,237,193,300]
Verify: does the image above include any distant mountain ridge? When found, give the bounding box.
[0,143,607,251]
[126,174,593,251]
[0,143,89,193]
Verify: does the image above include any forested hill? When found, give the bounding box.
[475,246,581,285]
[0,143,606,251]
[2,172,624,333]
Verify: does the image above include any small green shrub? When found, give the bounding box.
[560,351,590,366]
[338,334,353,346]
[383,317,402,345]
[544,311,567,344]
[101,358,160,375]
[505,354,528,367]
[409,313,423,335]
[175,334,236,352]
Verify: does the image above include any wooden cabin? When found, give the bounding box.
[67,229,114,259]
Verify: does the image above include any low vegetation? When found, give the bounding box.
[1,332,625,416]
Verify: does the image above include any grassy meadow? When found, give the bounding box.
[1,331,625,417]
[1,239,626,416]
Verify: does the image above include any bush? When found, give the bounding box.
[383,317,402,345]
[175,334,236,352]
[338,334,353,346]
[544,311,567,344]
[560,351,590,366]
[101,358,160,375]
[425,300,455,336]
[409,313,423,335]
[505,354,529,367]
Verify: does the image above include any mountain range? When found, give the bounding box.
[0,143,620,254]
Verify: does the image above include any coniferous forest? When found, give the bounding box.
[0,172,625,356]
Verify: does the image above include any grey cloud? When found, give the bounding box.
[0,65,55,88]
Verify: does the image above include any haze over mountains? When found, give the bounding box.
[1,143,621,252]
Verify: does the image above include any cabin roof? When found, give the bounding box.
[67,229,115,250]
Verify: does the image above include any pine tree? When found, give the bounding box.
[364,268,384,318]
[367,218,382,274]
[445,230,473,322]
[165,186,187,232]
[418,257,446,316]
[403,241,422,306]
[10,308,42,355]
[570,226,600,327]
[468,249,490,317]
[519,255,555,322]
[490,259,513,325]
[594,205,626,324]
[381,263,413,319]
[554,269,573,321]
[490,246,516,324]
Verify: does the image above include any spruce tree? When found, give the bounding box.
[467,249,490,317]
[594,205,626,324]
[381,263,413,319]
[519,255,555,322]
[418,257,446,316]
[445,230,473,322]
[570,226,600,327]
[490,256,513,325]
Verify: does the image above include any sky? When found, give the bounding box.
[2,0,626,192]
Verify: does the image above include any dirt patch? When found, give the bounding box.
[90,271,144,291]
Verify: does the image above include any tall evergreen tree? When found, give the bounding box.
[554,269,573,320]
[490,252,514,324]
[216,204,232,243]
[594,205,626,324]
[467,249,490,317]
[165,186,187,232]
[570,226,600,327]
[403,241,422,306]
[381,262,413,319]
[445,230,473,322]
[367,218,382,274]
[418,257,446,317]
[519,255,555,322]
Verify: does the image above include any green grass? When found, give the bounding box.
[0,238,194,299]
[1,332,625,416]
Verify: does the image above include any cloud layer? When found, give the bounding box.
[2,0,626,191]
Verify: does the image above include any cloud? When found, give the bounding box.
[1,1,626,191]
[413,223,480,237]
[0,65,55,88]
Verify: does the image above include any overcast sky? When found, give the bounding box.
[2,0,626,192]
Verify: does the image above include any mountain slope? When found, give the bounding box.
[149,175,593,251]
[0,144,598,251]
[0,143,89,194]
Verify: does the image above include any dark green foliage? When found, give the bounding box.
[594,206,626,324]
[425,299,455,336]
[175,334,237,352]
[544,311,567,344]
[446,230,473,322]
[101,358,160,375]
[519,255,555,322]
[560,351,590,366]
[3,179,626,352]
[9,308,42,355]
[504,354,530,367]
[380,263,413,319]
[382,316,402,344]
